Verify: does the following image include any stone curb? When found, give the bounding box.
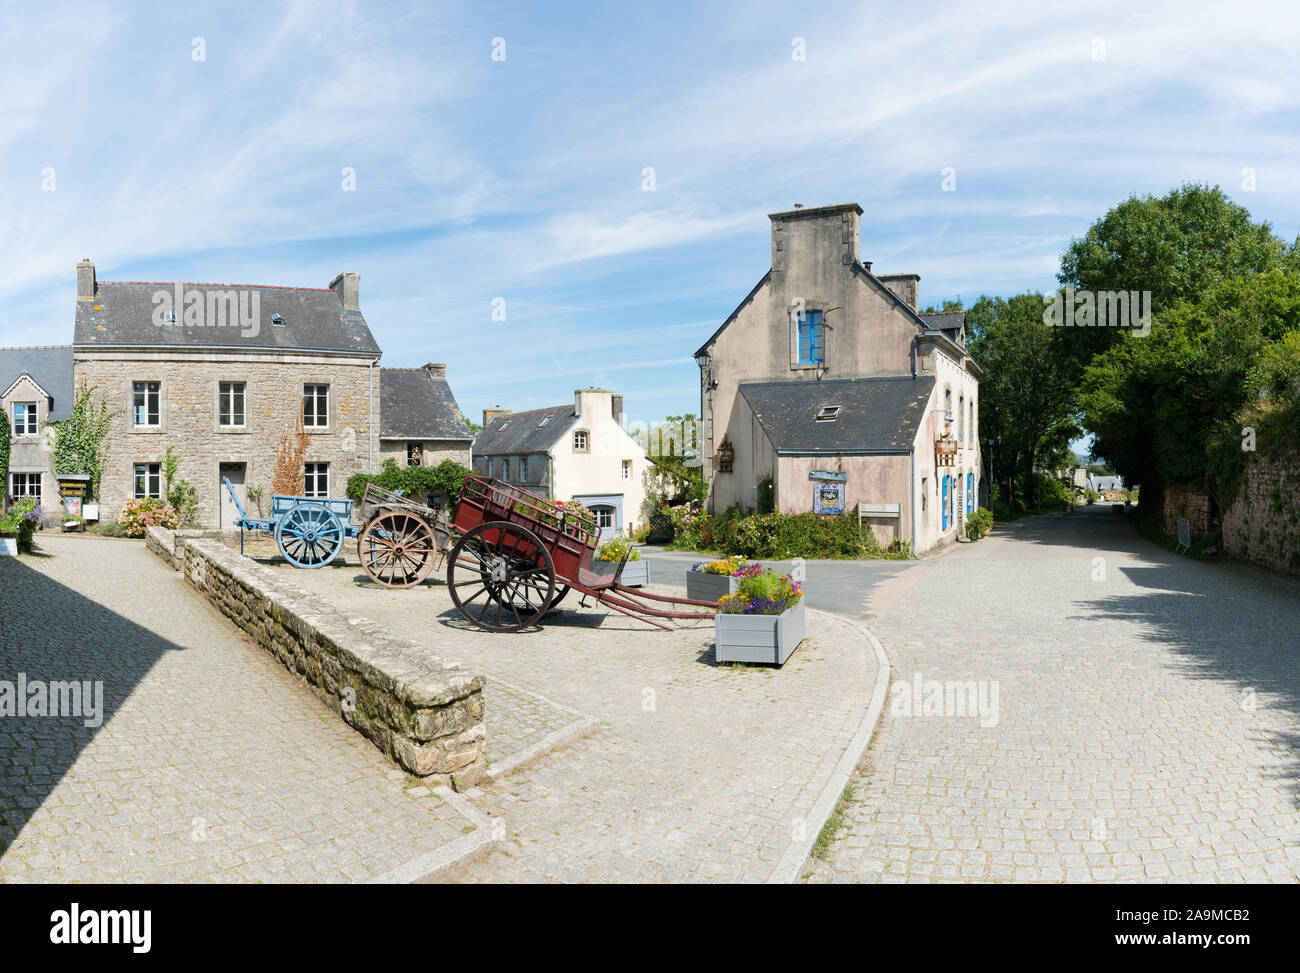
[367,786,503,884]
[482,675,602,782]
[767,608,892,884]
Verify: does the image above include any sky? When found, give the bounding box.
[3,0,1299,439]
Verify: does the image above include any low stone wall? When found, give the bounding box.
[145,526,486,786]
[1223,454,1300,577]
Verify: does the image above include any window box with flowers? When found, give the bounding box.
[686,556,747,601]
[590,536,649,587]
[714,567,806,666]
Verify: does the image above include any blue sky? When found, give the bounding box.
[3,0,1299,436]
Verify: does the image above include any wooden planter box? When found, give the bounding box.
[0,537,16,557]
[686,570,736,602]
[715,601,806,666]
[590,558,650,587]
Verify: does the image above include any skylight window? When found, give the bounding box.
[538,415,551,427]
[815,406,840,422]
[499,420,510,430]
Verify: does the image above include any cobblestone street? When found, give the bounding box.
[267,562,879,882]
[0,534,478,883]
[807,507,1300,883]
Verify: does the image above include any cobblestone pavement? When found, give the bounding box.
[269,563,879,882]
[807,507,1300,883]
[0,533,478,883]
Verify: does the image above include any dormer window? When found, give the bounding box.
[815,406,840,422]
[12,402,37,435]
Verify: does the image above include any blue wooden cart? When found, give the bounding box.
[222,476,360,568]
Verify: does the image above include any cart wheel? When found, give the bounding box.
[358,511,436,588]
[448,521,555,632]
[275,503,344,568]
[546,585,571,611]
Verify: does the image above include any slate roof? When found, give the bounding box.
[919,310,965,332]
[74,281,380,355]
[0,345,75,421]
[739,376,935,455]
[473,405,575,455]
[379,368,472,441]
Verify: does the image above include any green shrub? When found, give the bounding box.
[668,509,909,560]
[92,520,125,538]
[0,498,38,552]
[347,458,471,511]
[966,506,993,541]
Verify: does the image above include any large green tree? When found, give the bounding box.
[966,293,1084,511]
[1059,183,1287,311]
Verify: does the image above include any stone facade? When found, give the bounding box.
[2,372,62,523]
[76,351,380,524]
[1223,454,1300,576]
[1161,483,1213,537]
[378,438,470,469]
[147,525,487,787]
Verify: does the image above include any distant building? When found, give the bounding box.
[472,388,650,543]
[693,203,982,554]
[1,345,73,523]
[1088,474,1125,494]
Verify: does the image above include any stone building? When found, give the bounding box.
[471,388,651,542]
[1,345,74,523]
[692,203,982,554]
[378,364,473,469]
[70,260,469,527]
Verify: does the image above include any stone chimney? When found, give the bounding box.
[878,273,920,311]
[423,362,446,379]
[483,406,511,429]
[611,394,624,426]
[574,388,611,421]
[769,203,862,275]
[77,259,96,299]
[329,271,360,309]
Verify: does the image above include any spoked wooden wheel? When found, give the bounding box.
[358,510,437,588]
[447,521,555,632]
[275,503,344,568]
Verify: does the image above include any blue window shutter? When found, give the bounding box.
[942,476,949,530]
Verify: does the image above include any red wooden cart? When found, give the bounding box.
[446,475,717,632]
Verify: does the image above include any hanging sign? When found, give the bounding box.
[809,469,848,482]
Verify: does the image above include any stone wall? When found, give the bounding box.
[1161,484,1213,538]
[1223,454,1300,576]
[146,526,486,787]
[76,351,380,525]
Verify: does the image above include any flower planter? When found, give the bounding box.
[590,558,650,587]
[687,569,737,602]
[0,537,17,557]
[714,601,806,666]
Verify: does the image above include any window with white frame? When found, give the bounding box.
[573,430,588,452]
[621,459,631,480]
[12,402,37,436]
[958,394,965,443]
[303,384,329,428]
[133,382,160,427]
[219,382,246,428]
[10,472,41,498]
[304,463,329,498]
[133,463,161,499]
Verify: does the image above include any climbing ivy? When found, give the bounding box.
[50,383,115,499]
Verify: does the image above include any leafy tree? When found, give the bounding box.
[965,293,1084,511]
[1059,183,1287,312]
